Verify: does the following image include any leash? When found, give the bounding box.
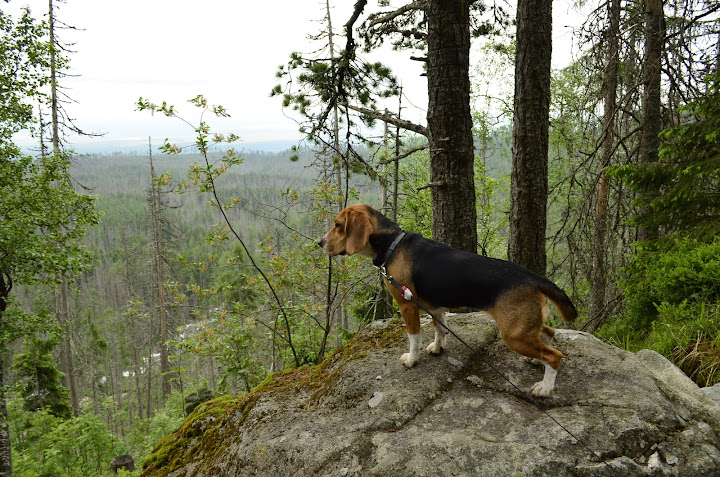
[376,264,621,476]
[373,231,406,268]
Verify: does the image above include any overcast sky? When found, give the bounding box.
[8,0,588,152]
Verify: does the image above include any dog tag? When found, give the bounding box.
[402,286,413,300]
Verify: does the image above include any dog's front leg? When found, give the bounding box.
[385,280,423,367]
[402,332,422,368]
[399,303,422,367]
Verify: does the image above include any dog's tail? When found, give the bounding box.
[537,280,578,323]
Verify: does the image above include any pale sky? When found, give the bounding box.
[8,0,588,153]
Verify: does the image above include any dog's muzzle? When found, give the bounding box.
[318,235,345,256]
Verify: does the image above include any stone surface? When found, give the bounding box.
[110,454,135,475]
[141,313,720,477]
[703,383,720,407]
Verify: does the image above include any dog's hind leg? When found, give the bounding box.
[490,291,563,397]
[541,325,555,343]
[523,325,556,366]
[531,361,559,397]
[426,310,448,355]
[539,296,555,345]
[504,335,563,397]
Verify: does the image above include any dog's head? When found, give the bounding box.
[319,204,374,257]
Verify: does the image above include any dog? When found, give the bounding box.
[319,203,577,397]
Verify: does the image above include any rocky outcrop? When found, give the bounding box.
[141,313,720,477]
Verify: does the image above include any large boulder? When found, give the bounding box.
[141,313,720,476]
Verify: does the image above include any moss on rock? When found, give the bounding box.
[140,319,408,477]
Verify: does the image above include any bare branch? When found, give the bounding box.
[344,103,428,136]
[379,142,429,165]
[417,180,444,191]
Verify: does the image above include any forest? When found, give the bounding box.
[1,0,719,476]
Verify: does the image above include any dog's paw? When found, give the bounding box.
[530,380,554,397]
[400,353,418,368]
[426,341,444,356]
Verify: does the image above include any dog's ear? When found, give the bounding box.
[345,209,371,255]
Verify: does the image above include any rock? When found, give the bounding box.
[110,454,135,475]
[184,389,215,416]
[703,383,720,407]
[140,313,720,477]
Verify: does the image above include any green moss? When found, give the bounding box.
[141,395,247,476]
[140,319,406,476]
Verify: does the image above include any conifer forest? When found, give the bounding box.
[1,0,719,475]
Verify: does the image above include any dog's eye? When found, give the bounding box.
[334,223,341,229]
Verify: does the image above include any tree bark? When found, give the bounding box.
[0,276,12,477]
[426,0,477,253]
[637,0,664,242]
[587,0,620,333]
[508,0,553,276]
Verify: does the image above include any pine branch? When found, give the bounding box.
[309,0,368,138]
[368,0,427,27]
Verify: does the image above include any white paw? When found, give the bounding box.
[530,380,554,397]
[400,353,418,368]
[426,341,444,355]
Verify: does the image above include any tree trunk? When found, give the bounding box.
[0,277,12,477]
[129,312,143,419]
[637,0,664,242]
[0,352,10,477]
[587,0,620,333]
[54,282,80,415]
[49,0,60,154]
[121,232,145,419]
[148,144,171,399]
[48,0,81,417]
[426,0,477,253]
[146,315,153,418]
[317,0,341,364]
[508,0,553,275]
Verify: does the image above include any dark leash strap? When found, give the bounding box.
[376,266,620,476]
[375,231,406,269]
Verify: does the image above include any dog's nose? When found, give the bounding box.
[318,237,325,248]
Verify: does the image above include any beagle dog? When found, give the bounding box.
[319,203,577,397]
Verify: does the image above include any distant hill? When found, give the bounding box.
[19,138,304,156]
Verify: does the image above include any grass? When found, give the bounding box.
[599,300,720,387]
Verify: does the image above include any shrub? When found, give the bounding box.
[599,238,720,386]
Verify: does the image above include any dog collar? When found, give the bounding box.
[374,231,406,269]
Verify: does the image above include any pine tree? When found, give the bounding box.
[12,336,72,419]
[613,73,720,246]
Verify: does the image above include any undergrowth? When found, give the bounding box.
[599,238,720,387]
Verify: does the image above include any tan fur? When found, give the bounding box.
[322,204,376,257]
